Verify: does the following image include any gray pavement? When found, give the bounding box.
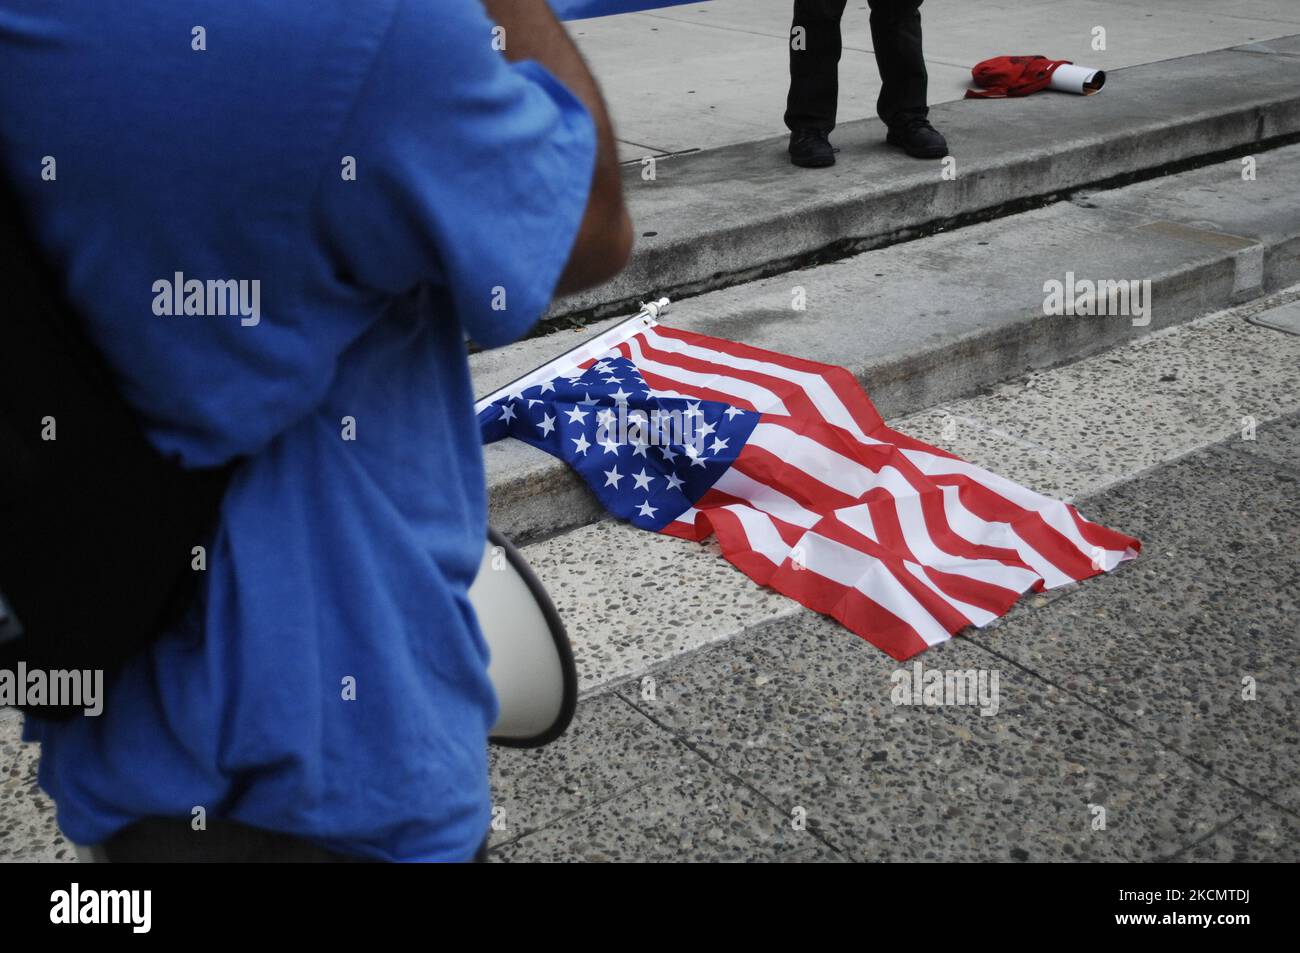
[485,405,1300,862]
[576,0,1300,158]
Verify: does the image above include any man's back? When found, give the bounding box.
[0,0,601,860]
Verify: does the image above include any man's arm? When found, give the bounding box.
[482,0,633,295]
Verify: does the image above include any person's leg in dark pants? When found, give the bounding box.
[869,0,947,157]
[786,0,849,135]
[785,0,848,167]
[868,0,927,125]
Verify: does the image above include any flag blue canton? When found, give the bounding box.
[478,356,759,531]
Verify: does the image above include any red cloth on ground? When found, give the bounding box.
[965,55,1072,98]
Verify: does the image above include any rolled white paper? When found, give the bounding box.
[1049,63,1105,95]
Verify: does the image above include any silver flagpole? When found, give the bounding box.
[474,297,671,415]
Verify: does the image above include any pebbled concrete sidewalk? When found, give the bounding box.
[5,290,1298,863]
[485,340,1300,861]
[480,288,1300,861]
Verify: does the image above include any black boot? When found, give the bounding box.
[885,117,948,159]
[789,128,836,168]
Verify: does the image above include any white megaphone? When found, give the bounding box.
[471,527,577,747]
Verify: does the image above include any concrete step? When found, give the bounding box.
[478,141,1300,542]
[546,36,1300,323]
[522,287,1300,697]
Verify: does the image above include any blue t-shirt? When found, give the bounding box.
[0,0,595,860]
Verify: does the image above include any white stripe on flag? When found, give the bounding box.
[718,503,954,645]
[796,532,953,646]
[643,326,873,441]
[712,468,821,529]
[879,479,1040,592]
[836,504,1001,627]
[902,448,1126,566]
[722,503,793,565]
[747,422,876,497]
[936,485,1076,589]
[624,337,791,416]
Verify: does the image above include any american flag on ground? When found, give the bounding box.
[478,313,1140,660]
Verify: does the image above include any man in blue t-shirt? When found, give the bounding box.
[0,0,630,861]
